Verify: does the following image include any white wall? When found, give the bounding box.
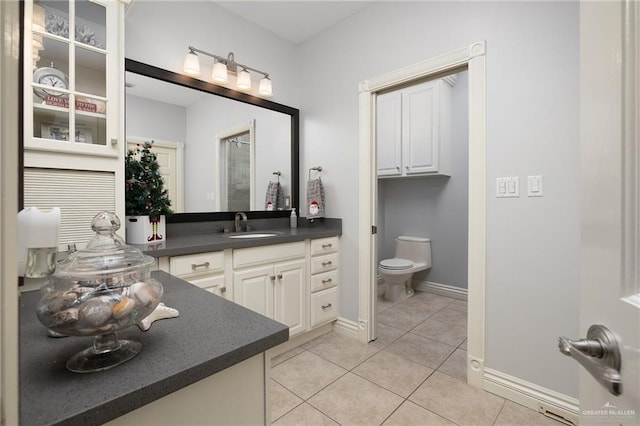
[298,1,580,397]
[125,94,186,143]
[378,72,469,289]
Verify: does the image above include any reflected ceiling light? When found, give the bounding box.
[182,46,273,96]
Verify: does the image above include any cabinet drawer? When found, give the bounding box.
[310,270,338,293]
[170,252,224,277]
[233,241,305,269]
[310,253,338,275]
[189,275,228,297]
[310,287,338,327]
[310,237,339,256]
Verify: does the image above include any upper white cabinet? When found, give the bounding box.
[23,0,125,248]
[376,78,453,178]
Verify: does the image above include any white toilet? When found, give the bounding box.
[378,236,432,302]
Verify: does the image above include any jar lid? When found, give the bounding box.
[53,211,155,280]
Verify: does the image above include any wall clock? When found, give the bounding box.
[33,64,69,99]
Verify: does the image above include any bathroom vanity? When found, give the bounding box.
[19,271,288,425]
[138,219,342,339]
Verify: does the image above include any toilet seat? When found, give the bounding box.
[379,258,413,270]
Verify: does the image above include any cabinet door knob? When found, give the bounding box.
[191,261,210,270]
[270,275,276,281]
[220,287,227,293]
[277,274,283,280]
[396,166,400,171]
[321,261,332,267]
[321,303,332,310]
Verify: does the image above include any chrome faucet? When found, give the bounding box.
[234,211,247,232]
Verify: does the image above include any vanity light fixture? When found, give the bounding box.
[182,46,273,96]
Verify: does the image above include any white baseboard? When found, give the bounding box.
[483,368,579,426]
[413,280,468,301]
[333,317,359,339]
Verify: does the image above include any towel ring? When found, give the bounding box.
[272,171,281,183]
[308,166,322,180]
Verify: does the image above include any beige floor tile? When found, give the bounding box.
[411,317,467,347]
[271,380,303,422]
[271,346,305,367]
[382,400,456,425]
[494,400,564,426]
[272,351,347,399]
[300,330,334,350]
[368,322,406,351]
[353,350,434,397]
[459,338,467,350]
[378,306,430,331]
[394,296,452,318]
[447,299,468,313]
[410,372,505,426]
[429,307,467,329]
[273,402,339,426]
[412,291,455,305]
[438,348,467,381]
[308,332,379,370]
[386,333,457,369]
[377,295,398,312]
[309,372,404,426]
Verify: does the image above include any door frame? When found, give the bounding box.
[216,120,256,211]
[357,41,487,387]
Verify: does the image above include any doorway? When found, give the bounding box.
[358,41,487,388]
[216,120,256,211]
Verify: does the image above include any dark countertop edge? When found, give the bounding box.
[59,328,289,426]
[132,226,342,258]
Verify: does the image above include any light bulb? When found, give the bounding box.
[237,68,251,90]
[258,76,273,97]
[183,51,200,76]
[211,62,228,82]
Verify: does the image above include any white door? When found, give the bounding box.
[573,1,639,424]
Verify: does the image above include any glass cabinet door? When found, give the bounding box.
[28,0,113,151]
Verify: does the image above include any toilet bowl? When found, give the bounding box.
[378,236,431,302]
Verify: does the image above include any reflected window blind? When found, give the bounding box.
[24,168,116,249]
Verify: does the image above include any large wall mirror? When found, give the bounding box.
[125,59,299,222]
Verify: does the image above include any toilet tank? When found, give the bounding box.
[395,236,432,266]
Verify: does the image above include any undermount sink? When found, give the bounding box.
[225,232,282,239]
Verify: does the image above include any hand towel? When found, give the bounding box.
[265,181,284,210]
[306,177,325,218]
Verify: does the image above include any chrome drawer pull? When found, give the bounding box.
[191,261,210,270]
[321,261,333,267]
[321,303,332,310]
[322,243,333,249]
[321,278,333,284]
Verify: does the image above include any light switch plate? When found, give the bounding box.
[497,177,520,198]
[528,175,543,197]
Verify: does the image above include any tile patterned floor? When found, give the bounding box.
[271,290,563,426]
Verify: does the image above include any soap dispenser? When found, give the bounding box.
[290,208,297,228]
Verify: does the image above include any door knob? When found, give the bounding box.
[558,324,622,396]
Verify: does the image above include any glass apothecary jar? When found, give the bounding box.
[37,211,163,373]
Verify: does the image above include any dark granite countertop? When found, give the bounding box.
[129,218,342,258]
[20,271,289,426]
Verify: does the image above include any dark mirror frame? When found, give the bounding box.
[125,58,300,223]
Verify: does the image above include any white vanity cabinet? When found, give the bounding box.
[376,78,453,178]
[233,242,307,337]
[22,0,126,248]
[309,237,339,327]
[166,251,230,299]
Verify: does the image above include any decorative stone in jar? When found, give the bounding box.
[36,211,163,373]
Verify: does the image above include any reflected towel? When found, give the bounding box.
[306,177,325,218]
[265,181,284,210]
